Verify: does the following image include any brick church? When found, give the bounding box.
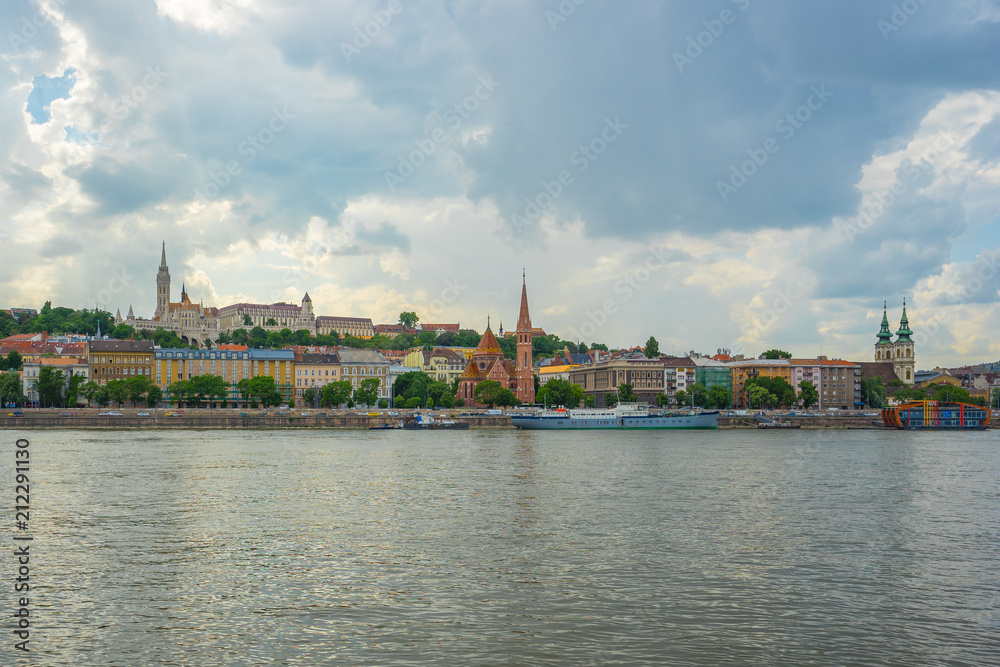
[456,274,536,406]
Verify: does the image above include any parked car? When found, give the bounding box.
[137,411,150,417]
[301,412,313,416]
[239,412,249,417]
[98,411,124,416]
[8,411,24,417]
[164,411,181,417]
[387,411,398,416]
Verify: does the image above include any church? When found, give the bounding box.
[455,274,536,406]
[874,300,915,385]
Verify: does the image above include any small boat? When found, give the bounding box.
[401,414,470,430]
[369,422,400,430]
[882,400,991,430]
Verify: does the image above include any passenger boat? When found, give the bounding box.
[401,414,470,430]
[881,400,991,430]
[510,402,719,430]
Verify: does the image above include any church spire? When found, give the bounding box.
[517,270,531,332]
[895,298,913,341]
[876,300,893,344]
[160,241,167,268]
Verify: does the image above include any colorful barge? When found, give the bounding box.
[881,400,991,430]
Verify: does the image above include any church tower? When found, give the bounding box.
[874,301,893,361]
[514,271,535,405]
[156,241,170,321]
[892,298,915,385]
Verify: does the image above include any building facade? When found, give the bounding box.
[22,357,89,406]
[569,358,665,408]
[338,348,390,401]
[88,340,155,386]
[294,353,341,407]
[154,347,295,407]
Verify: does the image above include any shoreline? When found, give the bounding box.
[0,412,895,430]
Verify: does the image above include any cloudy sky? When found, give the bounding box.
[3,0,1000,366]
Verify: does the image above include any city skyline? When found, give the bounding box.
[2,2,1000,367]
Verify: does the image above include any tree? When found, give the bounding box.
[578,342,589,353]
[0,371,25,408]
[236,378,251,407]
[146,386,163,408]
[169,380,191,407]
[536,378,585,408]
[689,384,710,407]
[188,374,229,408]
[111,324,136,340]
[66,373,86,407]
[655,392,671,407]
[302,388,318,406]
[473,380,503,407]
[216,332,232,345]
[674,390,688,407]
[321,381,353,408]
[495,387,519,407]
[398,311,419,328]
[708,386,732,409]
[644,336,660,359]
[377,399,389,409]
[231,329,249,345]
[798,381,819,409]
[95,388,110,407]
[126,375,153,407]
[248,376,283,408]
[242,314,253,326]
[748,385,773,411]
[106,379,129,408]
[762,349,792,359]
[416,331,437,348]
[617,383,638,403]
[265,317,278,327]
[604,391,619,408]
[860,377,884,408]
[354,377,381,407]
[5,351,23,371]
[35,367,66,407]
[82,381,100,406]
[405,397,423,409]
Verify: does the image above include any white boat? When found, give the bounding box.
[510,402,719,430]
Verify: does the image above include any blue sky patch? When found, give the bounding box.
[26,69,76,124]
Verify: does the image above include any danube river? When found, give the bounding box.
[4,429,999,666]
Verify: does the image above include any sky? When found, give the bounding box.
[2,0,1000,367]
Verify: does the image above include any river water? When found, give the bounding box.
[3,428,999,666]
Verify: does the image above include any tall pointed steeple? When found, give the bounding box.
[156,241,171,320]
[895,298,913,341]
[160,241,167,268]
[877,300,893,344]
[514,269,535,404]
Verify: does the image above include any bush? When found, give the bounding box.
[378,399,388,409]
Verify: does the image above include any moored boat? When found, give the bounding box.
[401,414,470,430]
[881,400,991,430]
[510,402,718,430]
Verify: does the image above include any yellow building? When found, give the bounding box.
[88,340,155,386]
[293,353,341,407]
[402,347,469,383]
[154,347,295,406]
[730,359,794,409]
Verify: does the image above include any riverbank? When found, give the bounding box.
[0,410,898,429]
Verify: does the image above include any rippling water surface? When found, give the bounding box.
[4,428,1000,666]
